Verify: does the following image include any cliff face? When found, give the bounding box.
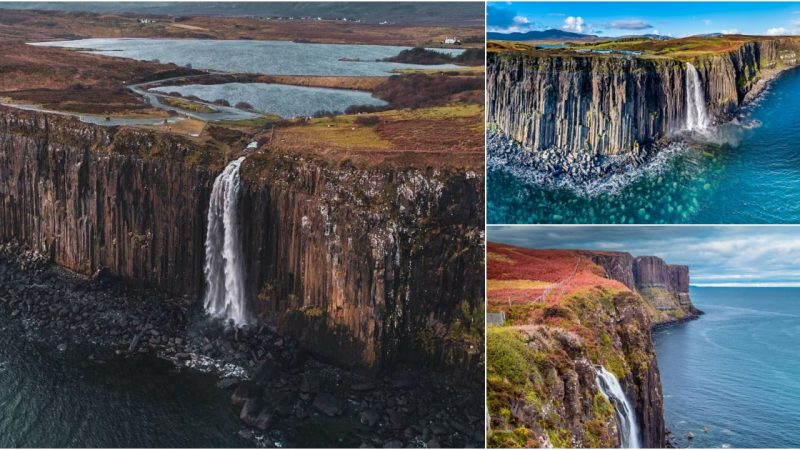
[486,245,666,448]
[0,108,484,379]
[587,252,699,325]
[487,39,800,157]
[490,290,665,448]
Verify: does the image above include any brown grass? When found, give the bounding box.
[0,9,483,47]
[0,41,198,114]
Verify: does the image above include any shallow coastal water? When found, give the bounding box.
[0,320,249,448]
[152,82,387,118]
[32,39,463,76]
[488,67,800,224]
[653,287,800,448]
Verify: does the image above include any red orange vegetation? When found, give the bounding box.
[487,243,629,322]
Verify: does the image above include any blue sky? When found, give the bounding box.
[487,2,800,37]
[488,226,800,287]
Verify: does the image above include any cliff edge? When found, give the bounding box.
[486,243,700,448]
[487,37,800,177]
[0,107,484,380]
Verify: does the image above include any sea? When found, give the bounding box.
[653,287,800,448]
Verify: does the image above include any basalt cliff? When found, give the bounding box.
[487,38,800,160]
[487,243,699,448]
[0,107,484,380]
[585,251,700,325]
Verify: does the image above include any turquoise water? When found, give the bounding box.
[488,67,800,224]
[32,39,463,76]
[653,287,800,448]
[152,82,387,118]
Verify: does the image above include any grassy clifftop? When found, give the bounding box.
[487,243,665,448]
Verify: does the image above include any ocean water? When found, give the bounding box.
[0,320,249,448]
[152,82,387,118]
[488,66,800,224]
[653,287,800,448]
[31,39,463,76]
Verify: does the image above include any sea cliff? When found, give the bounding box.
[487,38,800,181]
[487,244,700,448]
[0,107,484,379]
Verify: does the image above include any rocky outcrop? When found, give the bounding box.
[0,107,484,379]
[587,251,699,325]
[487,38,800,158]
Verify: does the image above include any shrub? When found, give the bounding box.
[354,115,380,126]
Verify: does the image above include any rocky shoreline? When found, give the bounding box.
[0,245,483,448]
[486,128,668,193]
[487,61,800,194]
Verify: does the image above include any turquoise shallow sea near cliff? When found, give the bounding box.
[488,67,800,224]
[654,287,800,448]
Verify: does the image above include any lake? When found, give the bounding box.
[32,38,464,76]
[152,82,387,118]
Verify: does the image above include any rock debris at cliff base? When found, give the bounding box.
[0,248,484,448]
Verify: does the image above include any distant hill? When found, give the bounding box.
[618,34,672,41]
[0,2,484,26]
[487,29,597,41]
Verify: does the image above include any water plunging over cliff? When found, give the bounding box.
[685,63,710,131]
[203,157,249,326]
[596,366,641,448]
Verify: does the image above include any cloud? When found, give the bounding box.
[486,5,542,33]
[767,26,790,35]
[793,19,800,26]
[721,28,740,34]
[703,19,712,25]
[608,19,652,30]
[513,15,530,25]
[652,29,660,35]
[562,16,586,33]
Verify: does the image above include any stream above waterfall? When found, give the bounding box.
[488,65,800,224]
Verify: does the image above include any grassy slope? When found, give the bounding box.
[487,243,656,448]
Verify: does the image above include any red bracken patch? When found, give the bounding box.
[487,242,629,309]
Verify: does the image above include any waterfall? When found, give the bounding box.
[596,366,641,448]
[203,157,249,326]
[685,63,710,131]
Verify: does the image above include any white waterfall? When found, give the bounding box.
[203,156,249,326]
[685,63,710,131]
[596,366,641,449]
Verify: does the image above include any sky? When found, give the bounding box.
[487,2,800,37]
[488,226,800,287]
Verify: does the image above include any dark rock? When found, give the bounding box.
[312,393,342,416]
[217,377,240,390]
[360,409,381,427]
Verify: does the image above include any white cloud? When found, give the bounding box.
[721,28,740,35]
[703,19,712,26]
[767,26,789,35]
[513,15,529,25]
[562,16,585,33]
[793,19,800,26]
[652,29,660,35]
[608,19,652,30]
